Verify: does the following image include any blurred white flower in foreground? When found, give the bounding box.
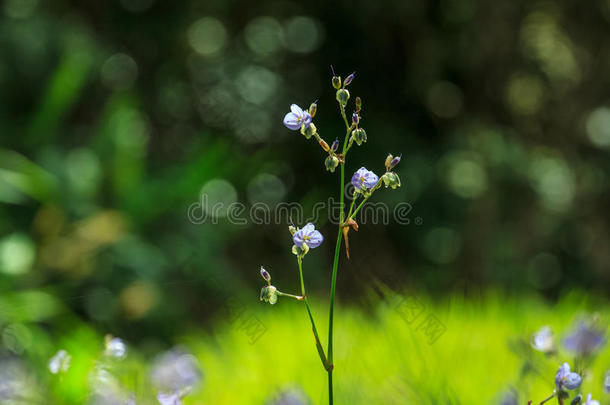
[48,349,71,374]
[151,347,202,403]
[531,326,555,353]
[104,335,127,360]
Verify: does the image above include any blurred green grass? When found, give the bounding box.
[182,290,609,404]
[18,289,605,404]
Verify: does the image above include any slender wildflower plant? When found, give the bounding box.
[258,67,402,404]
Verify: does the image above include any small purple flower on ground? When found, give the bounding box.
[585,394,600,405]
[563,321,605,355]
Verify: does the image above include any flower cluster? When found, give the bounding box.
[266,67,403,402]
[528,317,608,405]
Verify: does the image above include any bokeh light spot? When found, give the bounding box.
[247,173,286,205]
[188,17,227,56]
[426,81,463,118]
[244,17,284,56]
[101,53,138,91]
[283,16,323,53]
[236,65,279,105]
[505,73,545,115]
[422,227,462,264]
[585,107,610,148]
[200,178,237,218]
[446,155,487,198]
[0,233,35,275]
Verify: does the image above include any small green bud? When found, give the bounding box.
[309,101,318,118]
[325,155,340,173]
[288,225,297,235]
[385,154,394,171]
[381,172,401,189]
[300,122,317,139]
[332,76,341,89]
[260,285,278,305]
[351,128,367,146]
[291,243,309,257]
[336,89,350,107]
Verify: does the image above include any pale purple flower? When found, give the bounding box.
[292,223,324,249]
[283,104,312,131]
[151,348,202,393]
[351,167,379,190]
[605,370,610,393]
[531,326,554,353]
[157,389,190,405]
[563,321,605,355]
[267,387,308,405]
[498,388,518,405]
[585,394,600,405]
[555,362,582,391]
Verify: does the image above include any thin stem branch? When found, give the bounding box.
[276,291,303,300]
[345,194,357,222]
[297,256,327,370]
[538,392,555,404]
[350,195,369,219]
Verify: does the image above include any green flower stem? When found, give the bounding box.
[345,195,357,223]
[276,291,304,300]
[350,195,370,220]
[326,103,353,405]
[297,256,329,370]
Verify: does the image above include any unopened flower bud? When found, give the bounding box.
[288,225,297,235]
[344,72,355,86]
[355,97,362,112]
[309,101,317,118]
[319,138,330,152]
[352,112,359,125]
[300,122,317,139]
[351,128,367,146]
[325,155,340,173]
[381,172,401,189]
[260,266,271,282]
[385,154,394,170]
[291,243,309,257]
[331,138,339,152]
[390,154,401,169]
[260,285,278,305]
[336,89,350,107]
[332,76,341,89]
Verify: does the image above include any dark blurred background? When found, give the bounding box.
[1,0,610,344]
